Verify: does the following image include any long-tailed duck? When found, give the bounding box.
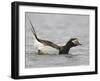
[28,16,82,55]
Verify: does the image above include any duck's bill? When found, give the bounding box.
[79,43,82,45]
[77,41,82,45]
[78,42,82,45]
[77,42,82,46]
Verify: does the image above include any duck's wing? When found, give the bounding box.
[39,39,60,50]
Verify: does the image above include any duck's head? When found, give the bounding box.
[69,38,82,47]
[64,38,82,48]
[59,38,82,54]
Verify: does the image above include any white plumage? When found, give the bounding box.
[33,39,59,55]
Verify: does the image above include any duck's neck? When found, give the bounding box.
[59,43,72,54]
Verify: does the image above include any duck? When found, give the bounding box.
[28,16,82,55]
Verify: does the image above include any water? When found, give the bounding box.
[25,13,89,68]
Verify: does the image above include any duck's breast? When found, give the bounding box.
[39,45,59,55]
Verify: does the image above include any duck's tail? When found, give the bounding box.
[27,15,39,41]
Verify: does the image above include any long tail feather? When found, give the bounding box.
[27,15,38,40]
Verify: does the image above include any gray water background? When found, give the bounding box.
[25,12,89,68]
